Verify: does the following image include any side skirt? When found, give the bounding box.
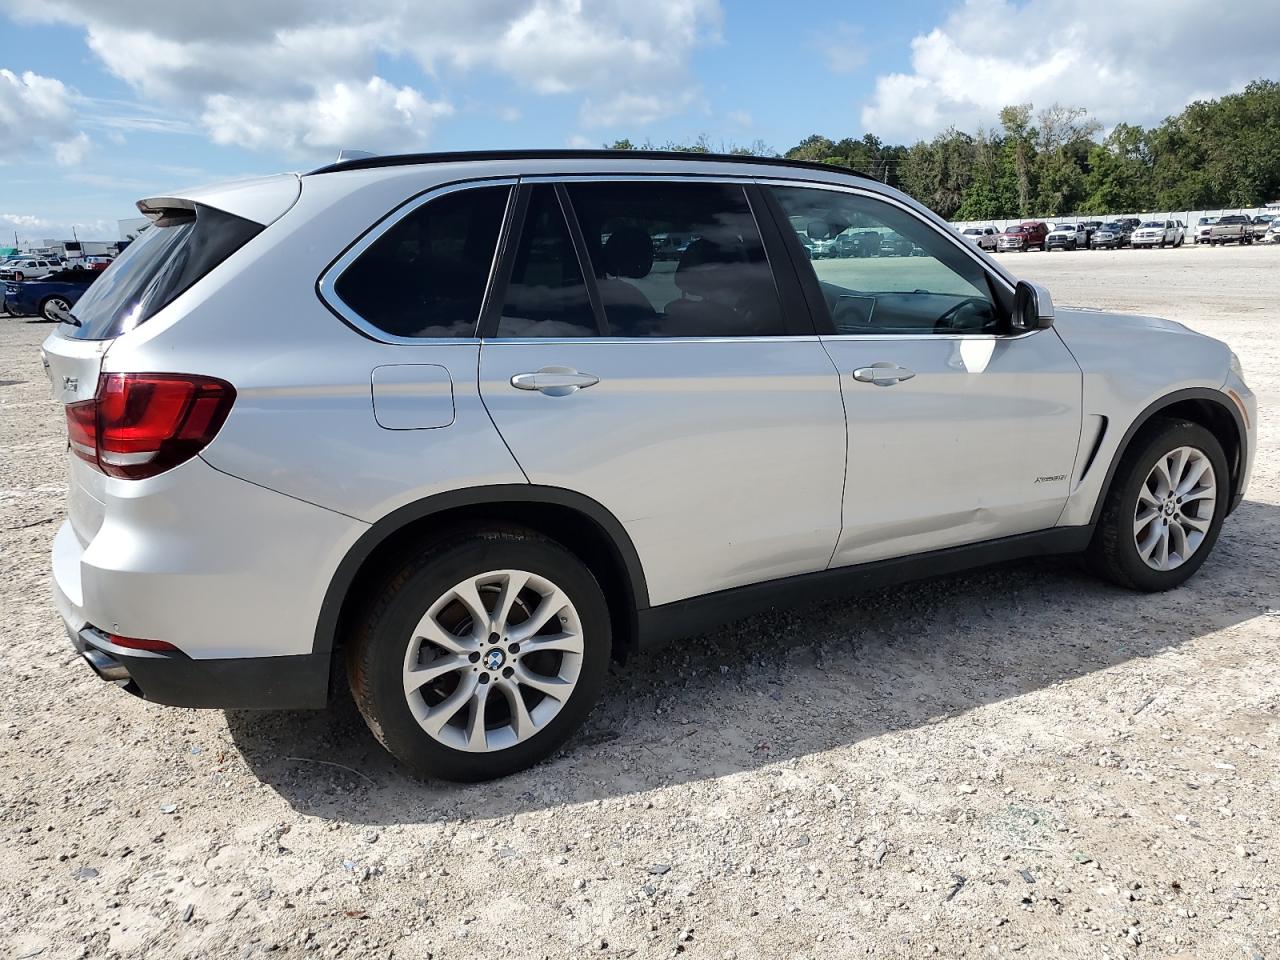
[635,526,1093,650]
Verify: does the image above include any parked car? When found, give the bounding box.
[1090,221,1133,249]
[3,267,98,320]
[44,149,1256,782]
[879,231,915,256]
[1208,215,1253,245]
[996,221,1048,252]
[1079,220,1103,248]
[1130,220,1184,249]
[959,226,998,251]
[1194,216,1220,244]
[1263,219,1280,244]
[0,257,60,281]
[83,255,114,272]
[1045,222,1087,251]
[1249,215,1274,240]
[835,229,882,258]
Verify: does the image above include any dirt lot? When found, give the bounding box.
[1,244,1276,959]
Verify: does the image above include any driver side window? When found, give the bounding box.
[771,186,1002,336]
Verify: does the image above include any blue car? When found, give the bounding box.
[3,267,98,321]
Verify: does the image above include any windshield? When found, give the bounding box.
[962,229,981,235]
[1006,226,1026,234]
[1140,221,1163,228]
[1101,223,1124,231]
[64,203,261,340]
[1218,215,1246,224]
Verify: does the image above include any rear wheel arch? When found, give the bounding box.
[1090,388,1246,527]
[314,486,648,683]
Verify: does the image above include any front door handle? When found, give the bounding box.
[510,366,601,397]
[853,363,915,386]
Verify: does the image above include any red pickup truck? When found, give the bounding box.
[996,221,1048,252]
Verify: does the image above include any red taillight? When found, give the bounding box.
[107,633,178,652]
[65,373,235,479]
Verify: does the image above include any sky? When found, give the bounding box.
[0,0,1277,241]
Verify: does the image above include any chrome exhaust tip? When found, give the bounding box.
[83,648,131,683]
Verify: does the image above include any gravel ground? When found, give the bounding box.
[0,244,1276,959]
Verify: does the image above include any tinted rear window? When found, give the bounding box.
[65,204,262,340]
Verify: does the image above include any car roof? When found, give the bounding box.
[305,148,875,182]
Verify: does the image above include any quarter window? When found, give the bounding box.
[771,186,1004,335]
[566,181,786,337]
[334,185,509,339]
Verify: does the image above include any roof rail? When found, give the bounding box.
[306,148,872,180]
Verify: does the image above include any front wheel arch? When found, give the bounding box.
[1089,389,1246,529]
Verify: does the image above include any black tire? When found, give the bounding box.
[1087,418,1229,592]
[346,526,612,781]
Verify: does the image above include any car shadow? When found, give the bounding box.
[226,498,1279,823]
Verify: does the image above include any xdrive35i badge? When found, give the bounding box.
[1035,474,1067,483]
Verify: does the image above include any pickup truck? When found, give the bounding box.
[1207,215,1254,245]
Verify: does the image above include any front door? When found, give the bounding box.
[478,180,847,606]
[768,184,1083,567]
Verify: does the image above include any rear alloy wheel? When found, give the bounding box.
[347,527,611,781]
[40,296,71,322]
[1088,419,1228,591]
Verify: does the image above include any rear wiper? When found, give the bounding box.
[58,308,82,327]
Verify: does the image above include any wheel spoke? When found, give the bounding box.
[509,588,570,641]
[465,680,492,751]
[1180,486,1215,505]
[518,631,584,656]
[496,677,535,739]
[1137,485,1162,509]
[1150,457,1174,497]
[413,612,477,655]
[1168,447,1190,490]
[1175,458,1211,496]
[1134,506,1160,537]
[513,663,574,700]
[452,579,492,639]
[404,652,469,693]
[1180,511,1212,532]
[420,673,478,736]
[1167,520,1188,563]
[1152,525,1170,569]
[491,571,530,634]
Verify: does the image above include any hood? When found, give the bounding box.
[1054,306,1197,338]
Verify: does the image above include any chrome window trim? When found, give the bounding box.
[316,177,518,346]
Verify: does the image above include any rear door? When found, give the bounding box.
[477,179,847,607]
[766,183,1082,567]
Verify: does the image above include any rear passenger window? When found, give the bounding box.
[496,185,598,338]
[566,181,786,337]
[334,185,508,338]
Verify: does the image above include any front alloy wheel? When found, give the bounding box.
[1132,446,1216,571]
[41,297,70,321]
[1089,418,1228,591]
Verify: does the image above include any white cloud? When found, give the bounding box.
[0,69,91,165]
[203,79,453,154]
[860,0,1280,141]
[16,1,722,156]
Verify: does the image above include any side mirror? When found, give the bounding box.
[1012,279,1054,332]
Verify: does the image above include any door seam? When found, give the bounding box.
[475,339,532,484]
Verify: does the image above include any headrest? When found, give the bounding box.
[603,226,654,279]
[674,238,741,298]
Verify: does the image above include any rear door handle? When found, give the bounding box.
[510,366,600,396]
[853,363,915,386]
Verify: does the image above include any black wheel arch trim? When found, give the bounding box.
[312,484,650,659]
[1088,386,1247,526]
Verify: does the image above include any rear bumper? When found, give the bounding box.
[50,456,368,709]
[68,624,330,709]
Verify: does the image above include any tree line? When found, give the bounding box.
[606,79,1280,221]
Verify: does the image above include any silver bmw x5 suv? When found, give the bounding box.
[45,150,1256,781]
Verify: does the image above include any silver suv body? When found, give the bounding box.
[44,151,1257,780]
